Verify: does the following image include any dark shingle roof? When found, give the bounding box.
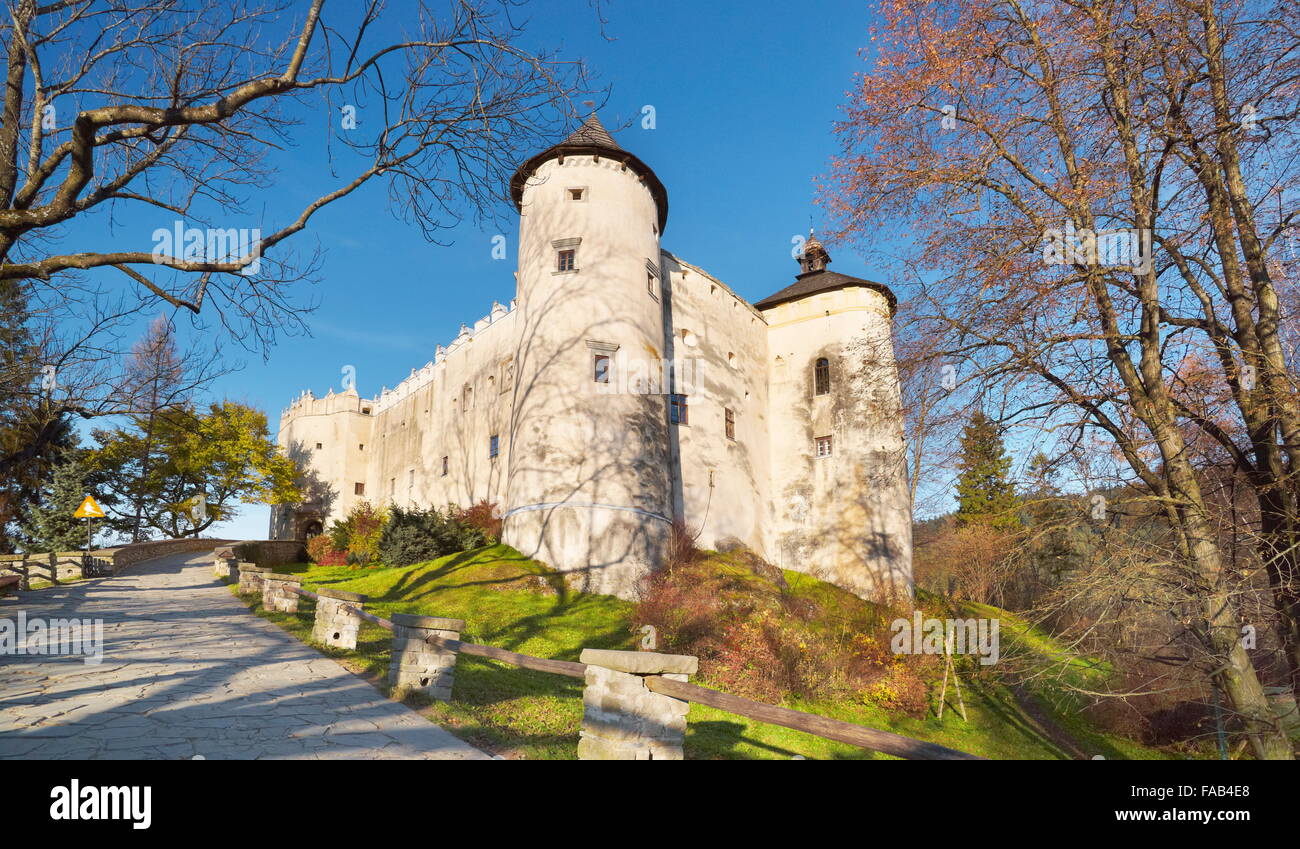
[753,270,897,314]
[559,114,621,150]
[510,114,668,231]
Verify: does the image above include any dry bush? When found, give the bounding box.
[916,521,1018,604]
[634,552,934,714]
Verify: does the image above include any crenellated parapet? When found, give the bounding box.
[372,298,516,414]
[279,385,375,428]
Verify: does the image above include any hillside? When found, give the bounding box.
[236,544,1179,759]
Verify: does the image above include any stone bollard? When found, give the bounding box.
[236,563,269,594]
[388,614,464,701]
[262,573,302,613]
[213,554,238,580]
[577,649,698,760]
[311,588,368,650]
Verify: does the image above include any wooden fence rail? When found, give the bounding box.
[275,581,982,761]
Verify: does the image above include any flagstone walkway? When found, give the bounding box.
[0,549,491,760]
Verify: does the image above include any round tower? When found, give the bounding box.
[756,233,913,600]
[501,114,673,598]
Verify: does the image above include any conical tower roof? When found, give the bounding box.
[559,113,621,150]
[510,113,668,231]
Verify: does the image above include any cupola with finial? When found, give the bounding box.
[798,229,831,274]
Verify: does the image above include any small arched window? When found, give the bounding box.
[814,358,831,396]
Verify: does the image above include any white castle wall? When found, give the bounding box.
[274,136,913,602]
[658,254,772,555]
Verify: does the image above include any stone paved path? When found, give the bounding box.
[0,549,491,760]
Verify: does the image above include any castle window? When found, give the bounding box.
[815,435,833,457]
[441,456,449,476]
[557,249,576,272]
[814,358,831,396]
[354,482,365,495]
[669,394,689,425]
[462,384,473,411]
[315,442,322,450]
[361,407,371,415]
[594,354,610,384]
[359,444,364,451]
[725,408,735,440]
[646,260,660,300]
[568,187,586,201]
[489,434,500,459]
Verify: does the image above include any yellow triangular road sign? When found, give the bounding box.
[73,495,105,519]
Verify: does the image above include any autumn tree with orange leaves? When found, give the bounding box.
[827,0,1299,758]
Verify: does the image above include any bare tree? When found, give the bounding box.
[0,0,594,476]
[826,0,1299,758]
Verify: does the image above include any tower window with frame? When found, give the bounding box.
[489,434,500,459]
[814,357,831,396]
[594,353,610,384]
[557,248,576,272]
[441,455,449,476]
[725,407,735,440]
[669,394,689,425]
[815,435,834,458]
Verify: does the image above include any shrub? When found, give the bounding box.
[345,501,388,564]
[634,552,937,712]
[452,500,502,542]
[379,505,491,568]
[305,533,336,564]
[320,501,389,565]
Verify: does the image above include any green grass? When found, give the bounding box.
[228,544,1181,760]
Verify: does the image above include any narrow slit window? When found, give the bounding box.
[725,408,735,440]
[441,456,449,476]
[814,358,831,396]
[489,435,500,459]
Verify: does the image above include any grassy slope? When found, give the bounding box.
[232,544,1177,760]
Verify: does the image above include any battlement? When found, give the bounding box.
[371,298,516,414]
[279,385,376,426]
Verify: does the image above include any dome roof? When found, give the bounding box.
[510,114,669,232]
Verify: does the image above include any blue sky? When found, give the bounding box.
[71,0,891,540]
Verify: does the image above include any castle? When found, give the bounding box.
[271,115,913,601]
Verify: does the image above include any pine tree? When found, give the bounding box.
[0,278,73,552]
[24,448,96,552]
[954,410,1021,528]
